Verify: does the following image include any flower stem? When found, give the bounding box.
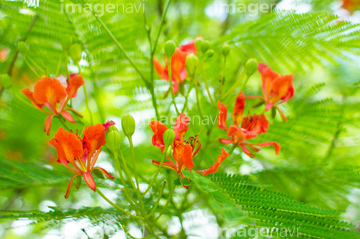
[146,181,166,218]
[155,184,175,222]
[55,53,63,77]
[128,137,140,190]
[58,116,71,131]
[167,57,180,114]
[218,58,227,98]
[142,148,168,197]
[222,67,245,100]
[96,188,144,220]
[82,83,94,125]
[201,63,215,105]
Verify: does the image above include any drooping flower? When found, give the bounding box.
[150,113,229,186]
[249,63,294,122]
[20,74,84,135]
[217,92,280,157]
[50,121,115,198]
[153,37,200,94]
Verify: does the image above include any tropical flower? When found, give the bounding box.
[0,49,9,62]
[20,74,84,135]
[248,63,294,122]
[149,113,229,186]
[217,92,280,157]
[50,121,115,198]
[153,37,200,94]
[342,0,360,12]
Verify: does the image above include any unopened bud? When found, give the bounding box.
[201,40,210,53]
[271,107,277,119]
[186,54,199,76]
[0,74,12,89]
[205,50,214,58]
[221,44,230,57]
[69,43,82,64]
[121,114,135,137]
[93,168,105,179]
[163,129,175,149]
[164,40,176,58]
[17,41,29,55]
[61,34,73,51]
[195,38,204,52]
[107,126,121,153]
[245,58,258,76]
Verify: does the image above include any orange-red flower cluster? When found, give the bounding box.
[150,113,229,187]
[153,37,201,94]
[248,63,294,122]
[50,121,115,198]
[21,74,84,135]
[343,0,360,12]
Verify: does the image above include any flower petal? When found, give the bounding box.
[66,74,85,99]
[202,148,229,176]
[240,144,256,157]
[174,113,190,142]
[20,88,44,110]
[65,174,80,199]
[256,142,281,155]
[153,57,168,80]
[233,92,246,126]
[103,120,116,132]
[33,77,67,111]
[49,127,83,165]
[83,124,107,165]
[219,138,234,144]
[152,160,177,172]
[93,167,115,180]
[44,114,54,135]
[149,121,168,152]
[258,63,279,102]
[241,114,269,135]
[217,101,228,130]
[173,142,194,170]
[61,111,75,123]
[83,172,96,192]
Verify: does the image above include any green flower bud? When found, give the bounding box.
[221,44,230,57]
[74,175,82,189]
[186,54,199,76]
[61,34,73,51]
[0,74,12,89]
[17,41,29,55]
[69,43,82,64]
[121,114,135,137]
[195,38,204,52]
[245,58,258,76]
[205,50,214,58]
[271,107,277,119]
[164,40,176,58]
[107,126,121,153]
[163,129,175,149]
[201,40,210,53]
[93,168,105,179]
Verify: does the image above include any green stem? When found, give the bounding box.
[218,58,227,98]
[128,137,140,190]
[55,53,63,77]
[155,184,175,222]
[222,68,246,100]
[143,148,168,197]
[146,181,166,218]
[152,0,172,56]
[24,57,42,78]
[119,150,137,192]
[201,63,215,105]
[96,188,144,220]
[82,83,93,125]
[167,57,180,114]
[58,116,71,131]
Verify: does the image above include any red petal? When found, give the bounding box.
[20,88,44,109]
[65,174,80,199]
[219,138,234,144]
[256,142,281,155]
[149,121,168,152]
[232,92,246,126]
[174,113,190,142]
[103,120,115,132]
[33,77,67,111]
[203,148,229,176]
[241,114,269,135]
[153,57,168,80]
[44,114,54,135]
[66,74,85,99]
[217,101,228,130]
[93,167,115,180]
[83,172,96,192]
[61,111,75,123]
[152,160,177,172]
[83,124,107,154]
[173,142,194,170]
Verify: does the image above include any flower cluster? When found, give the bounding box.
[150,113,229,187]
[21,74,84,135]
[217,63,294,157]
[153,37,200,94]
[50,121,115,198]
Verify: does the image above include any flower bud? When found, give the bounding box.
[245,58,258,76]
[17,41,29,55]
[271,107,277,119]
[201,40,210,53]
[61,34,73,51]
[221,44,230,57]
[74,175,82,189]
[107,126,121,153]
[195,38,204,52]
[186,54,199,76]
[121,114,135,137]
[164,40,176,58]
[163,129,175,149]
[205,50,214,59]
[69,43,82,64]
[0,74,12,89]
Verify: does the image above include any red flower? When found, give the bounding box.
[0,49,9,62]
[150,113,229,186]
[249,63,294,122]
[343,0,360,12]
[50,121,115,198]
[217,92,280,157]
[153,37,201,94]
[21,74,84,135]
